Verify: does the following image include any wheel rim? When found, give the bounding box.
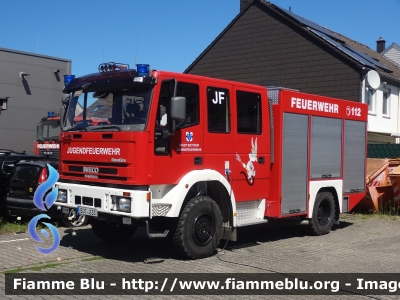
[192,212,213,246]
[317,199,331,226]
[67,210,86,226]
[71,215,86,226]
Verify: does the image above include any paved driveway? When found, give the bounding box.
[1,215,400,299]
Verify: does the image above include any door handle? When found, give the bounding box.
[194,157,202,165]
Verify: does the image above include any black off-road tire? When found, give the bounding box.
[91,218,137,243]
[172,196,223,259]
[309,192,336,235]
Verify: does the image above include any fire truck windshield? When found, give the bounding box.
[65,90,152,132]
[38,120,60,140]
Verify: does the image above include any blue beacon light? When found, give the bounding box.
[48,111,54,117]
[63,75,76,86]
[136,64,150,76]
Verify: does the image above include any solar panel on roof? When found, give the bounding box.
[310,29,392,72]
[272,3,392,73]
[273,4,345,43]
[309,29,377,70]
[342,45,392,73]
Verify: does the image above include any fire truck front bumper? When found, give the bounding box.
[55,182,151,219]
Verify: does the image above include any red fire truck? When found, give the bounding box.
[34,113,60,157]
[55,63,368,259]
[34,113,109,157]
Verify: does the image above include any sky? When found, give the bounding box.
[1,0,399,78]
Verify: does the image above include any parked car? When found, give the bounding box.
[0,149,41,216]
[4,156,88,227]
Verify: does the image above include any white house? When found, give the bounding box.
[381,42,400,66]
[365,38,400,144]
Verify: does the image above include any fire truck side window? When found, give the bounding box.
[176,82,200,129]
[236,91,262,134]
[207,87,230,133]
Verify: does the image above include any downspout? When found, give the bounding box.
[360,68,369,138]
[397,87,400,143]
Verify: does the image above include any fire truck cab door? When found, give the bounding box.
[151,79,203,184]
[231,88,269,201]
[203,84,234,180]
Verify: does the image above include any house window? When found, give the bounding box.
[382,89,390,117]
[365,87,375,114]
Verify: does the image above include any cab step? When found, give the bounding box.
[236,200,268,227]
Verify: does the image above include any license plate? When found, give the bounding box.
[122,217,131,225]
[78,206,98,217]
[62,207,69,214]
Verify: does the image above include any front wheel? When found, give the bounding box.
[172,196,222,259]
[309,191,336,235]
[91,219,137,243]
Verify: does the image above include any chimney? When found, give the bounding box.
[376,37,386,53]
[240,0,251,12]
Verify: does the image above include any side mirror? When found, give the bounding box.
[60,106,66,131]
[61,94,70,104]
[171,96,186,122]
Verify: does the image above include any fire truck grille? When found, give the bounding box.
[74,196,101,207]
[63,173,127,181]
[82,197,93,206]
[39,149,59,157]
[68,166,117,174]
[152,204,172,217]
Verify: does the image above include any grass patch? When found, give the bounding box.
[376,198,400,216]
[0,217,30,235]
[342,212,400,221]
[0,217,60,235]
[342,197,400,221]
[4,262,69,274]
[82,256,104,262]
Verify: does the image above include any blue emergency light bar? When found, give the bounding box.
[47,112,55,117]
[136,64,150,76]
[64,75,76,86]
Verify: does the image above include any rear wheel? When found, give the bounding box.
[173,196,222,259]
[91,219,137,243]
[309,192,335,235]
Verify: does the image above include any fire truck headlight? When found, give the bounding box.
[57,189,67,203]
[118,197,131,213]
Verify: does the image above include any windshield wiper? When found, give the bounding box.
[86,125,121,131]
[39,137,59,141]
[64,126,89,132]
[64,120,92,132]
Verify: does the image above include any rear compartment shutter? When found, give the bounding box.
[310,116,342,179]
[281,113,308,214]
[343,120,366,192]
